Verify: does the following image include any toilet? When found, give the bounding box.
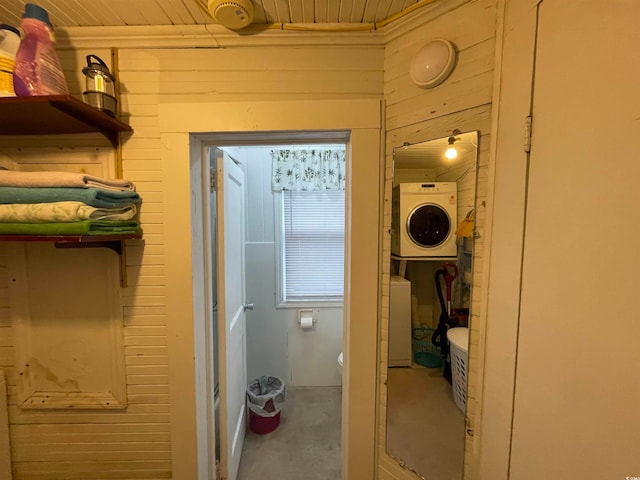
[337,352,343,377]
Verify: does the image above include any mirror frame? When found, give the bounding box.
[378,130,481,479]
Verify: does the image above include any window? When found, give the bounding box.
[276,189,345,305]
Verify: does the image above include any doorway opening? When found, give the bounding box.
[195,131,349,480]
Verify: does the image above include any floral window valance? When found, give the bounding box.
[271,148,346,191]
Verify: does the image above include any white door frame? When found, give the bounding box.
[476,0,541,478]
[160,99,382,480]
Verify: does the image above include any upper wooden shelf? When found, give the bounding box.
[0,95,132,147]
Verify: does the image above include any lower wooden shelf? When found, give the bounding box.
[0,234,142,286]
[0,233,140,246]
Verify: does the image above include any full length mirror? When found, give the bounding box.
[385,130,478,479]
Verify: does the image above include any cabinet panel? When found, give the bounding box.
[510,1,640,479]
[7,243,126,409]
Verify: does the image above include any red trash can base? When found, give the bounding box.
[249,409,280,434]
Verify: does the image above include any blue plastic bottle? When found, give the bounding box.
[13,3,68,96]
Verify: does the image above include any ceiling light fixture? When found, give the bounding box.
[445,129,462,160]
[410,39,457,88]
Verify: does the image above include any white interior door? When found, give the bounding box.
[214,150,247,480]
[510,1,640,478]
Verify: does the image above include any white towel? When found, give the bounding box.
[0,170,136,192]
[0,201,137,223]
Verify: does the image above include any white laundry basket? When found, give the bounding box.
[447,327,469,413]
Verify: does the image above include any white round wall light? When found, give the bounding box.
[409,39,457,88]
[208,0,254,30]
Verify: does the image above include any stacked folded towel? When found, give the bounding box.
[0,170,142,236]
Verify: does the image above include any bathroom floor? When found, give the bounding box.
[237,386,342,480]
[386,366,465,480]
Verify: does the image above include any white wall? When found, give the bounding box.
[226,146,343,387]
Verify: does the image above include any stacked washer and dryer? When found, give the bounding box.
[388,182,457,367]
[391,182,458,259]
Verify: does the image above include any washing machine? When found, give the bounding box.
[388,275,412,367]
[391,182,457,258]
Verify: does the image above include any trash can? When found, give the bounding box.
[247,376,285,434]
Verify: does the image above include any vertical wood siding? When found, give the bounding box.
[0,38,383,478]
[378,1,497,479]
[0,2,499,475]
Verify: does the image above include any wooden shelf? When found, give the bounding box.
[0,234,142,286]
[0,95,132,147]
[0,96,139,285]
[0,233,141,256]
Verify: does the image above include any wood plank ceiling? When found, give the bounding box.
[0,0,434,29]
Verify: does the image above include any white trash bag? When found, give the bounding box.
[247,376,286,418]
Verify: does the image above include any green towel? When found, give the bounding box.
[0,187,141,209]
[0,220,142,236]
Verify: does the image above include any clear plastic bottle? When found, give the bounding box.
[0,24,21,96]
[13,3,68,96]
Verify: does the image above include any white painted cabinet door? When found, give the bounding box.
[510,1,640,478]
[216,152,247,480]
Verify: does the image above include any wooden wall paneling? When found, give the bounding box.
[117,46,384,74]
[0,328,12,348]
[0,147,115,177]
[385,0,497,56]
[151,1,196,25]
[119,70,384,96]
[384,38,495,104]
[123,306,166,318]
[7,406,169,424]
[123,272,166,290]
[63,1,124,25]
[177,0,212,23]
[1,28,385,478]
[386,105,493,156]
[10,427,170,448]
[11,459,172,479]
[0,348,13,366]
[0,311,9,329]
[7,243,127,410]
[386,71,494,131]
[0,370,10,480]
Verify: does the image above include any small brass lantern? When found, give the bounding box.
[82,54,117,116]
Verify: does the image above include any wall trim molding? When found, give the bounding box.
[57,24,384,49]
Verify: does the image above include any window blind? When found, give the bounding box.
[283,190,345,300]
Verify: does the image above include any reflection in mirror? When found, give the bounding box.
[386,131,478,480]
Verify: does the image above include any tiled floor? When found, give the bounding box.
[237,386,342,480]
[386,366,465,480]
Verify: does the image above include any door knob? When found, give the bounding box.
[243,303,254,311]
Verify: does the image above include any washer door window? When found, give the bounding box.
[406,203,451,248]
